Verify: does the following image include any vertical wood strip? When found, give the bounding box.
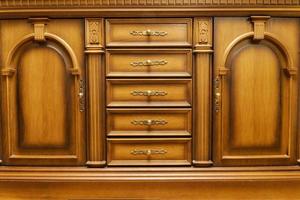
[193,17,213,167]
[0,21,2,165]
[85,18,106,168]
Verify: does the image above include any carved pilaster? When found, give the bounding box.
[85,18,106,167]
[193,17,213,167]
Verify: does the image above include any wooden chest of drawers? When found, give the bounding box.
[105,18,193,166]
[0,3,300,199]
[105,18,193,47]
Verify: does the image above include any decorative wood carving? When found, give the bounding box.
[193,17,213,167]
[86,18,104,49]
[0,18,86,166]
[85,18,106,167]
[251,16,270,40]
[213,17,298,166]
[29,18,49,42]
[194,17,212,52]
[0,0,300,7]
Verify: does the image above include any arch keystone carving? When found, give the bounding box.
[250,16,270,41]
[29,18,49,42]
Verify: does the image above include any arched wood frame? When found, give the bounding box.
[219,32,296,77]
[215,30,298,165]
[1,32,84,163]
[2,33,81,76]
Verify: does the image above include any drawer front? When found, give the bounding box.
[106,79,192,107]
[107,138,191,166]
[107,109,192,137]
[106,18,192,47]
[106,49,192,77]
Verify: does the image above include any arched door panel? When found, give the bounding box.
[0,19,85,166]
[213,17,299,166]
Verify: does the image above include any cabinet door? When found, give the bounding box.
[213,17,299,166]
[0,19,86,166]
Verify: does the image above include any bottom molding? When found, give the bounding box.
[0,166,299,182]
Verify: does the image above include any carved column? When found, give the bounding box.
[193,18,213,167]
[85,18,106,167]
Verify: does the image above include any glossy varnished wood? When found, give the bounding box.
[106,79,192,107]
[106,49,192,77]
[193,17,213,167]
[0,181,300,200]
[0,19,86,166]
[105,18,192,47]
[85,18,106,167]
[107,108,192,137]
[107,138,192,166]
[213,17,299,166]
[0,4,299,196]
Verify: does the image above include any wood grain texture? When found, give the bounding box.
[106,18,192,47]
[193,17,213,167]
[0,181,300,200]
[106,49,192,77]
[0,19,86,166]
[18,45,70,148]
[213,17,299,166]
[0,8,299,193]
[107,138,191,166]
[106,79,192,107]
[85,18,106,168]
[107,108,192,137]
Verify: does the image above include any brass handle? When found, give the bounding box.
[131,90,168,97]
[214,76,221,113]
[78,79,85,112]
[131,149,168,156]
[130,29,168,36]
[131,119,168,126]
[131,59,168,67]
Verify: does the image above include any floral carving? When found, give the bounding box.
[199,21,209,44]
[89,21,100,44]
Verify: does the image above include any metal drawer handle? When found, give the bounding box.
[131,119,168,126]
[131,149,168,156]
[214,76,221,113]
[131,90,168,97]
[130,29,168,36]
[131,59,168,67]
[78,79,85,112]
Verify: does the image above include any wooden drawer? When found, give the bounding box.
[106,49,192,77]
[107,138,191,166]
[105,18,192,47]
[107,108,192,137]
[106,79,192,107]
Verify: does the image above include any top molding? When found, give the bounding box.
[0,0,300,8]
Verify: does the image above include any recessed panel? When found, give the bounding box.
[18,45,71,148]
[213,17,299,166]
[229,44,281,150]
[106,18,192,47]
[107,109,192,137]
